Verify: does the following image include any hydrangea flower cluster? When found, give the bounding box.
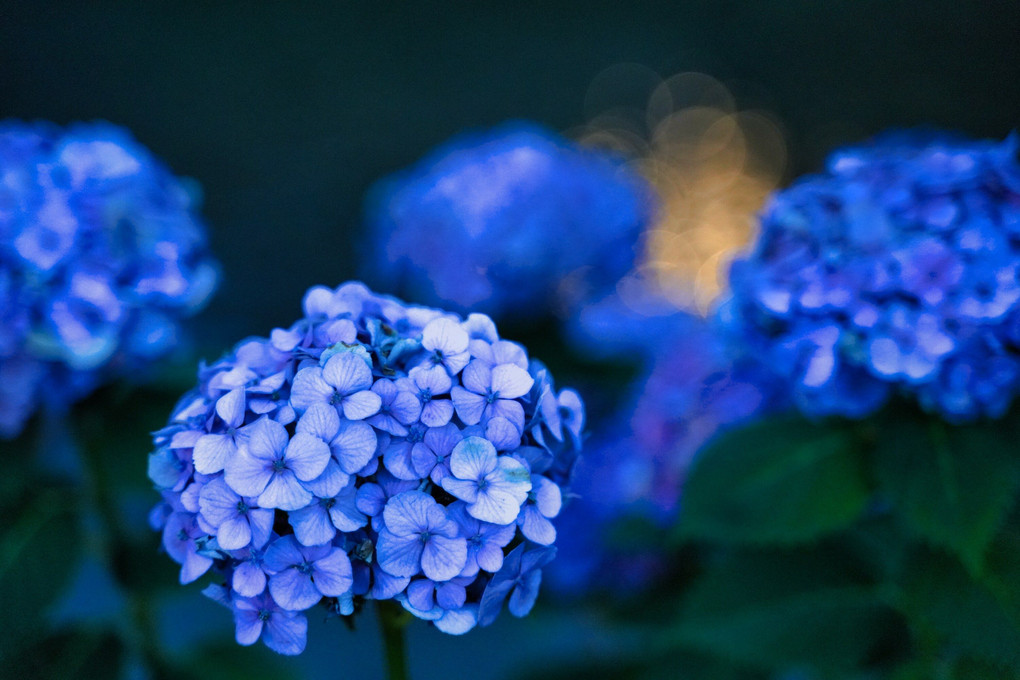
[361,122,655,320]
[147,282,584,655]
[549,306,784,595]
[0,120,219,437]
[725,132,1020,421]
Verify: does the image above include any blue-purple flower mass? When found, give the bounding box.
[724,132,1020,421]
[0,120,219,437]
[549,303,785,594]
[148,282,584,655]
[361,122,655,319]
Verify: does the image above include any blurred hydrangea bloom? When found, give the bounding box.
[0,120,219,437]
[148,282,583,655]
[361,122,655,320]
[550,303,784,594]
[725,132,1020,421]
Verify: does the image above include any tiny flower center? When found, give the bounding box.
[420,389,433,403]
[236,500,250,514]
[297,561,315,575]
[272,458,287,472]
[320,497,336,510]
[419,531,432,543]
[258,608,272,622]
[485,390,498,405]
[329,390,343,405]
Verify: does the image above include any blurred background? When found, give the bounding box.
[1,2,1019,678]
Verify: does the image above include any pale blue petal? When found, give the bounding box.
[217,517,253,550]
[333,420,378,473]
[270,568,321,610]
[450,387,485,425]
[295,402,340,442]
[234,608,263,646]
[490,364,533,399]
[289,504,336,546]
[485,417,521,451]
[289,367,333,412]
[246,417,288,460]
[376,530,424,578]
[216,387,246,428]
[422,317,469,354]
[263,611,308,655]
[322,352,373,393]
[406,579,435,612]
[371,566,410,599]
[383,441,418,481]
[311,549,353,596]
[192,433,236,475]
[223,449,273,498]
[435,605,477,635]
[390,391,422,424]
[198,478,240,527]
[263,536,305,572]
[421,536,467,582]
[249,508,274,548]
[341,390,382,420]
[449,436,496,480]
[440,477,480,503]
[460,360,491,393]
[258,472,312,511]
[520,505,556,545]
[285,433,331,481]
[232,561,266,597]
[420,399,454,427]
[382,490,433,536]
[301,459,348,498]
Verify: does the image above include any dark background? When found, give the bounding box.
[2,1,1018,348]
[1,3,1019,677]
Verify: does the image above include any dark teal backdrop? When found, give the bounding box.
[2,1,1017,348]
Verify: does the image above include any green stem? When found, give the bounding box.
[377,600,410,680]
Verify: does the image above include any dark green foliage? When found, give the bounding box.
[668,546,901,673]
[678,416,870,544]
[873,411,1020,574]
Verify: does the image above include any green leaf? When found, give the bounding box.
[0,484,82,660]
[873,413,1020,573]
[669,546,899,672]
[677,416,870,544]
[899,546,1020,673]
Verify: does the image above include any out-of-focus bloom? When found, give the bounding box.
[361,122,655,320]
[550,302,785,595]
[0,120,219,437]
[724,131,1020,421]
[148,282,584,654]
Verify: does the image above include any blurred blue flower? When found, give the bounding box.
[0,120,219,437]
[360,122,655,320]
[725,131,1020,420]
[549,302,785,595]
[149,282,584,654]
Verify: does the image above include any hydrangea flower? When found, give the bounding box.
[724,131,1020,421]
[148,282,583,654]
[549,304,785,595]
[360,122,655,320]
[0,120,219,437]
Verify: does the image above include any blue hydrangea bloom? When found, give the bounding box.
[148,282,584,654]
[724,131,1020,421]
[549,304,785,595]
[361,122,655,320]
[0,120,219,437]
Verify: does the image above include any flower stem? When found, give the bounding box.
[377,600,410,680]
